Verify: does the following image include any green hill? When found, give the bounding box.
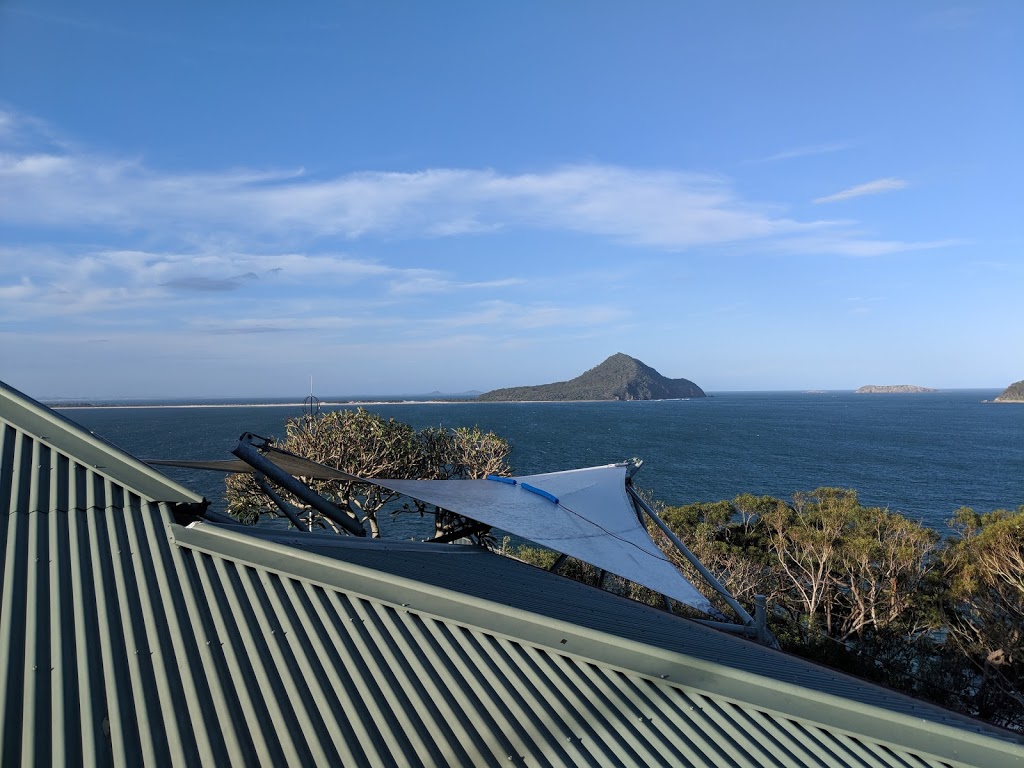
[994,380,1024,403]
[477,353,705,402]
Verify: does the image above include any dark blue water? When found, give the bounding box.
[63,390,1023,533]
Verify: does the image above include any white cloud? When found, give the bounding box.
[0,152,73,175]
[487,165,818,248]
[813,178,909,204]
[0,111,902,254]
[0,108,961,342]
[757,141,855,163]
[1,244,392,289]
[0,109,68,151]
[425,218,502,236]
[779,236,963,257]
[0,278,36,301]
[0,238,545,333]
[388,274,525,296]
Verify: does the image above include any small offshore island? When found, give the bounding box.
[854,384,937,394]
[477,353,705,402]
[992,379,1024,403]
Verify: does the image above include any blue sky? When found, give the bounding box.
[1,2,1021,398]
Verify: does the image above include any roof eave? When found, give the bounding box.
[0,380,205,505]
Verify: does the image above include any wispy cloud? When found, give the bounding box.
[779,236,963,257]
[0,240,542,333]
[757,141,855,163]
[388,274,525,296]
[0,106,960,341]
[0,277,36,301]
[0,108,921,256]
[814,178,909,204]
[0,150,815,249]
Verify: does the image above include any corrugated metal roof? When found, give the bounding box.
[2,380,1023,767]
[0,381,204,509]
[207,527,1016,738]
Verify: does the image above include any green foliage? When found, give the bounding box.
[654,494,785,616]
[504,541,601,585]
[505,542,560,570]
[654,488,1021,730]
[938,505,1024,728]
[225,408,512,539]
[760,489,940,640]
[994,379,1024,402]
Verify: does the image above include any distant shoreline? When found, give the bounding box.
[48,388,1004,410]
[51,397,697,409]
[52,400,478,410]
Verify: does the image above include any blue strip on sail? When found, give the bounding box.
[487,475,517,485]
[520,482,558,504]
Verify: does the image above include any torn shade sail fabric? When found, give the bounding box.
[370,464,716,616]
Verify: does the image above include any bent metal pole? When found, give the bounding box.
[627,484,754,626]
[232,438,366,536]
[253,472,310,532]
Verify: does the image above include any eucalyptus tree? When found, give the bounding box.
[939,505,1024,728]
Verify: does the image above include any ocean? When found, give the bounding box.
[62,389,1023,536]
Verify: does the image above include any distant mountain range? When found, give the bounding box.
[476,353,705,402]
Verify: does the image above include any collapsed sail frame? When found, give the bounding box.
[152,444,745,620]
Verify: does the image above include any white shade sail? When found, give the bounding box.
[371,464,715,615]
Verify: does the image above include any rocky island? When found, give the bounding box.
[855,385,937,394]
[476,353,705,402]
[993,380,1024,403]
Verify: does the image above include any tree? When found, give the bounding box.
[403,424,514,540]
[653,495,785,616]
[939,505,1024,728]
[225,409,512,539]
[834,507,938,641]
[762,488,855,636]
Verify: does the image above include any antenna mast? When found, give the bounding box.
[303,374,322,420]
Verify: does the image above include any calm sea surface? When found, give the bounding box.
[62,390,1023,535]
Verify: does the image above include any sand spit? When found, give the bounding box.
[52,400,479,410]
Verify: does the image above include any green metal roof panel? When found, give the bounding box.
[0,380,203,507]
[0,504,1018,766]
[2,382,1022,766]
[175,524,1024,768]
[209,527,1018,743]
[3,497,1015,767]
